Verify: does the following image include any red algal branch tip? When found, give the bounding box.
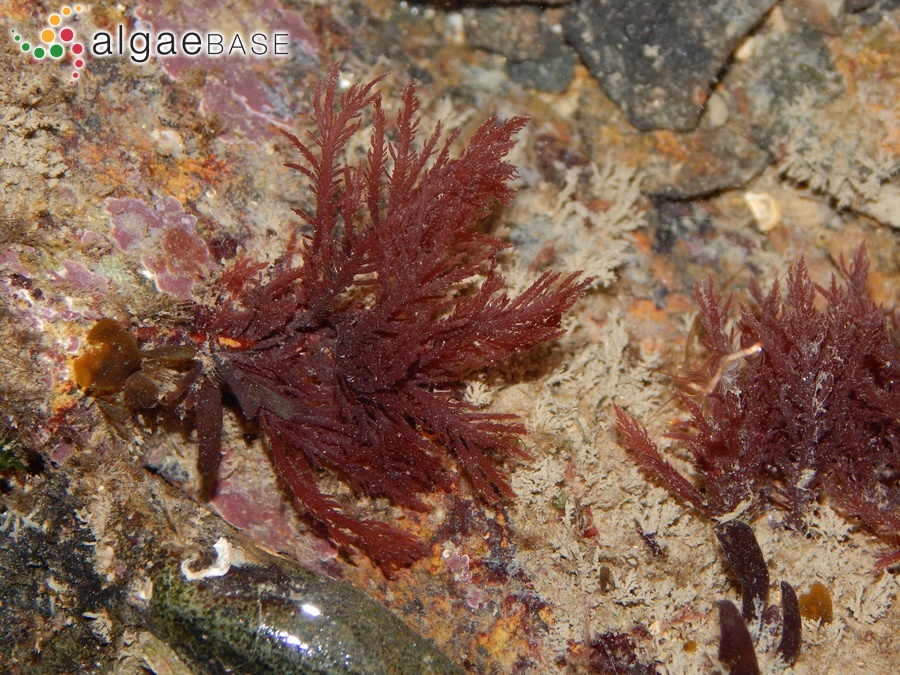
[616,246,900,566]
[108,65,591,575]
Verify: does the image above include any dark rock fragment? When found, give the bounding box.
[563,0,776,131]
[464,7,575,93]
[456,0,572,5]
[728,28,843,150]
[506,50,576,94]
[465,7,554,60]
[844,0,877,10]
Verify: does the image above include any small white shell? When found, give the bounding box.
[744,191,782,232]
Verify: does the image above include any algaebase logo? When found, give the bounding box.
[10,5,87,84]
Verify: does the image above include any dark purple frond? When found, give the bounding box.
[715,520,769,621]
[717,600,761,675]
[776,581,802,666]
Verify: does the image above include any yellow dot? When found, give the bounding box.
[63,7,72,15]
[76,5,82,10]
[49,14,61,25]
[41,28,55,42]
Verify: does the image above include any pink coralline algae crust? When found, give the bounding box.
[48,260,109,295]
[104,196,217,301]
[0,249,36,331]
[134,0,318,141]
[0,248,28,276]
[445,549,473,583]
[209,471,333,564]
[0,249,100,390]
[444,548,485,609]
[1,251,100,330]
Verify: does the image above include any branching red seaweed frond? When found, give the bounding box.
[616,246,900,565]
[181,65,592,574]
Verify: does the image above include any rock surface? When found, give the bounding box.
[564,0,777,130]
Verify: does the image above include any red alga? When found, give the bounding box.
[83,67,589,574]
[616,247,900,565]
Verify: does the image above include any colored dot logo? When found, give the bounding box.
[11,6,87,84]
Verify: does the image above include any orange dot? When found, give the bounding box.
[76,5,82,10]
[63,7,72,15]
[41,28,55,42]
[49,14,61,25]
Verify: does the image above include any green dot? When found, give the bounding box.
[34,47,45,58]
[15,35,21,41]
[50,44,64,58]
[21,43,30,52]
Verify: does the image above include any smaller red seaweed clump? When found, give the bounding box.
[80,67,589,575]
[616,247,900,567]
